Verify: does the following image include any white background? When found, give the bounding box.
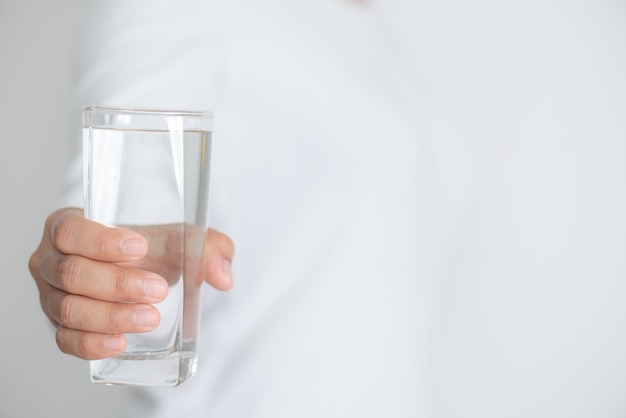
[1,1,625,417]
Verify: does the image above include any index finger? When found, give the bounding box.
[49,208,148,262]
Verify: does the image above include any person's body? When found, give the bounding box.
[29,0,471,416]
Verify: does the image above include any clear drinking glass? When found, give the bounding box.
[83,106,213,386]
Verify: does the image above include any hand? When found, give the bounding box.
[28,208,234,360]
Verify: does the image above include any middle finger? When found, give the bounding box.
[44,254,168,303]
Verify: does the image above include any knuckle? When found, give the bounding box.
[114,269,132,297]
[57,328,95,360]
[55,329,70,354]
[50,212,74,252]
[28,250,41,276]
[105,306,125,333]
[74,335,94,359]
[57,294,79,327]
[93,228,117,257]
[55,328,86,358]
[57,255,83,291]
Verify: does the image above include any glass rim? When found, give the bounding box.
[83,105,213,118]
[83,105,213,131]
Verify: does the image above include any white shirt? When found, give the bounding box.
[64,0,472,416]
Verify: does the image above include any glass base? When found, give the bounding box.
[90,343,198,387]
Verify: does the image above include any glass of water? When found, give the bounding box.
[83,106,213,386]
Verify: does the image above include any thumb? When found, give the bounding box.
[202,228,234,291]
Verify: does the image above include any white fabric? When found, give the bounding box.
[64,0,472,416]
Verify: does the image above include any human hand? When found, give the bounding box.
[28,208,234,360]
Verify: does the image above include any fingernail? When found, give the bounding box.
[132,308,158,328]
[223,259,234,287]
[122,238,147,257]
[143,277,167,299]
[103,335,125,352]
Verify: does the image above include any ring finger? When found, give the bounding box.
[45,285,161,335]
